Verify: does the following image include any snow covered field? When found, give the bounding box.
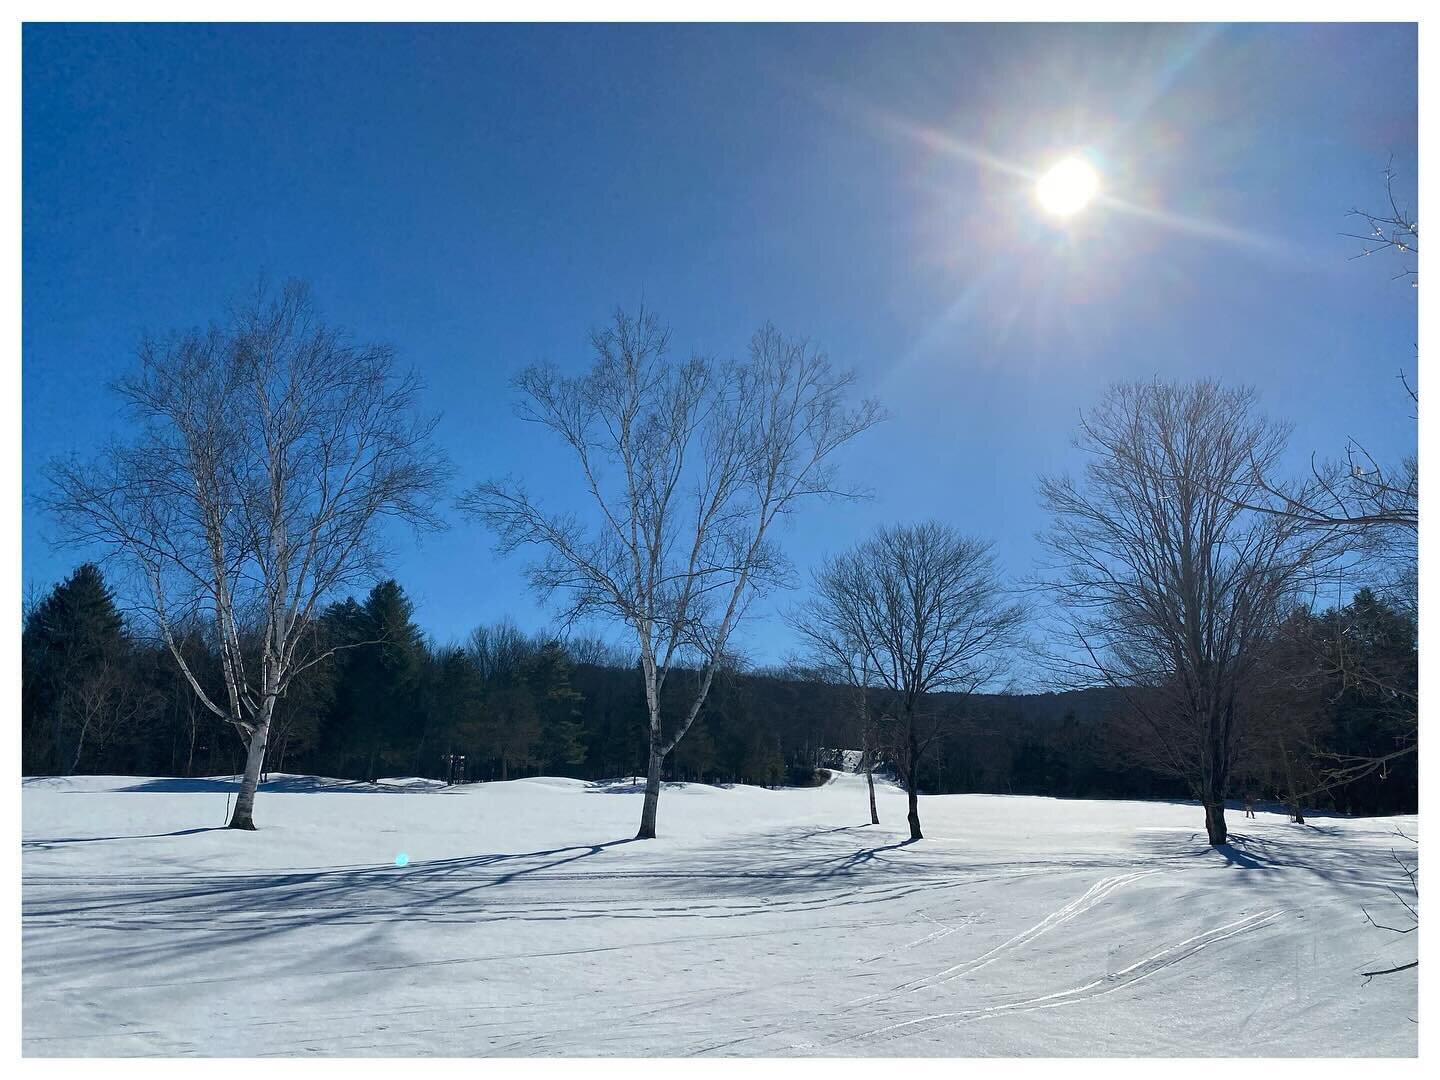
[22,771,1418,1057]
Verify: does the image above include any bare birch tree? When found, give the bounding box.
[792,522,1025,841]
[45,281,449,829]
[460,307,881,839]
[785,656,881,824]
[1038,380,1338,846]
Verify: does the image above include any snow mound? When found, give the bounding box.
[373,776,450,792]
[511,775,593,789]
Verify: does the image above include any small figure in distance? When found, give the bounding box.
[1243,793,1256,819]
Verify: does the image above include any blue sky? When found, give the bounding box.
[23,23,1417,672]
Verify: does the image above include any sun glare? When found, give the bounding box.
[1036,157,1100,218]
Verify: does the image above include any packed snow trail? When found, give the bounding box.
[22,772,1417,1056]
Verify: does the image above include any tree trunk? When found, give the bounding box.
[859,695,879,825]
[70,714,91,775]
[227,712,272,831]
[865,758,879,826]
[905,710,923,840]
[1277,740,1305,824]
[1200,710,1230,846]
[636,746,664,840]
[1203,800,1227,846]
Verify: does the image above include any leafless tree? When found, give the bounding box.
[852,656,883,827]
[460,307,881,838]
[45,281,450,829]
[467,619,540,682]
[1038,380,1340,846]
[786,655,882,825]
[792,522,1025,841]
[563,633,639,670]
[64,657,147,775]
[1232,612,1333,825]
[465,619,544,781]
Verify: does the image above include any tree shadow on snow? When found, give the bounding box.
[23,826,226,851]
[25,814,1415,995]
[20,823,956,982]
[815,837,920,878]
[586,780,698,795]
[1135,827,1411,886]
[113,776,450,795]
[1209,840,1269,871]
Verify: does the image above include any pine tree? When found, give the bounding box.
[1319,589,1418,814]
[423,644,484,780]
[355,580,427,780]
[526,640,585,775]
[314,583,427,781]
[22,563,132,774]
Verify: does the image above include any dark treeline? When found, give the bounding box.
[22,563,1416,817]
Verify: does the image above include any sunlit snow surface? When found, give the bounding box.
[22,772,1417,1056]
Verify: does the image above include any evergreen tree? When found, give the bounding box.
[315,582,426,781]
[424,644,485,780]
[1317,589,1418,814]
[20,566,1414,816]
[526,640,585,775]
[267,641,337,778]
[574,659,647,780]
[22,563,132,774]
[477,685,536,780]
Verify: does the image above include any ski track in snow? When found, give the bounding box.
[21,773,1419,1057]
[842,868,1160,1008]
[680,867,1163,1056]
[841,908,1289,1047]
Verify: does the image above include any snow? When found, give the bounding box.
[22,771,1418,1056]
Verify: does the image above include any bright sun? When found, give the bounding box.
[1036,157,1100,218]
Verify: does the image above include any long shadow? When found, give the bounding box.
[25,836,643,919]
[1210,842,1269,870]
[586,780,694,795]
[23,827,224,850]
[21,833,667,989]
[1133,825,1415,887]
[816,838,920,879]
[22,820,987,994]
[114,776,452,795]
[451,838,638,888]
[25,808,1416,996]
